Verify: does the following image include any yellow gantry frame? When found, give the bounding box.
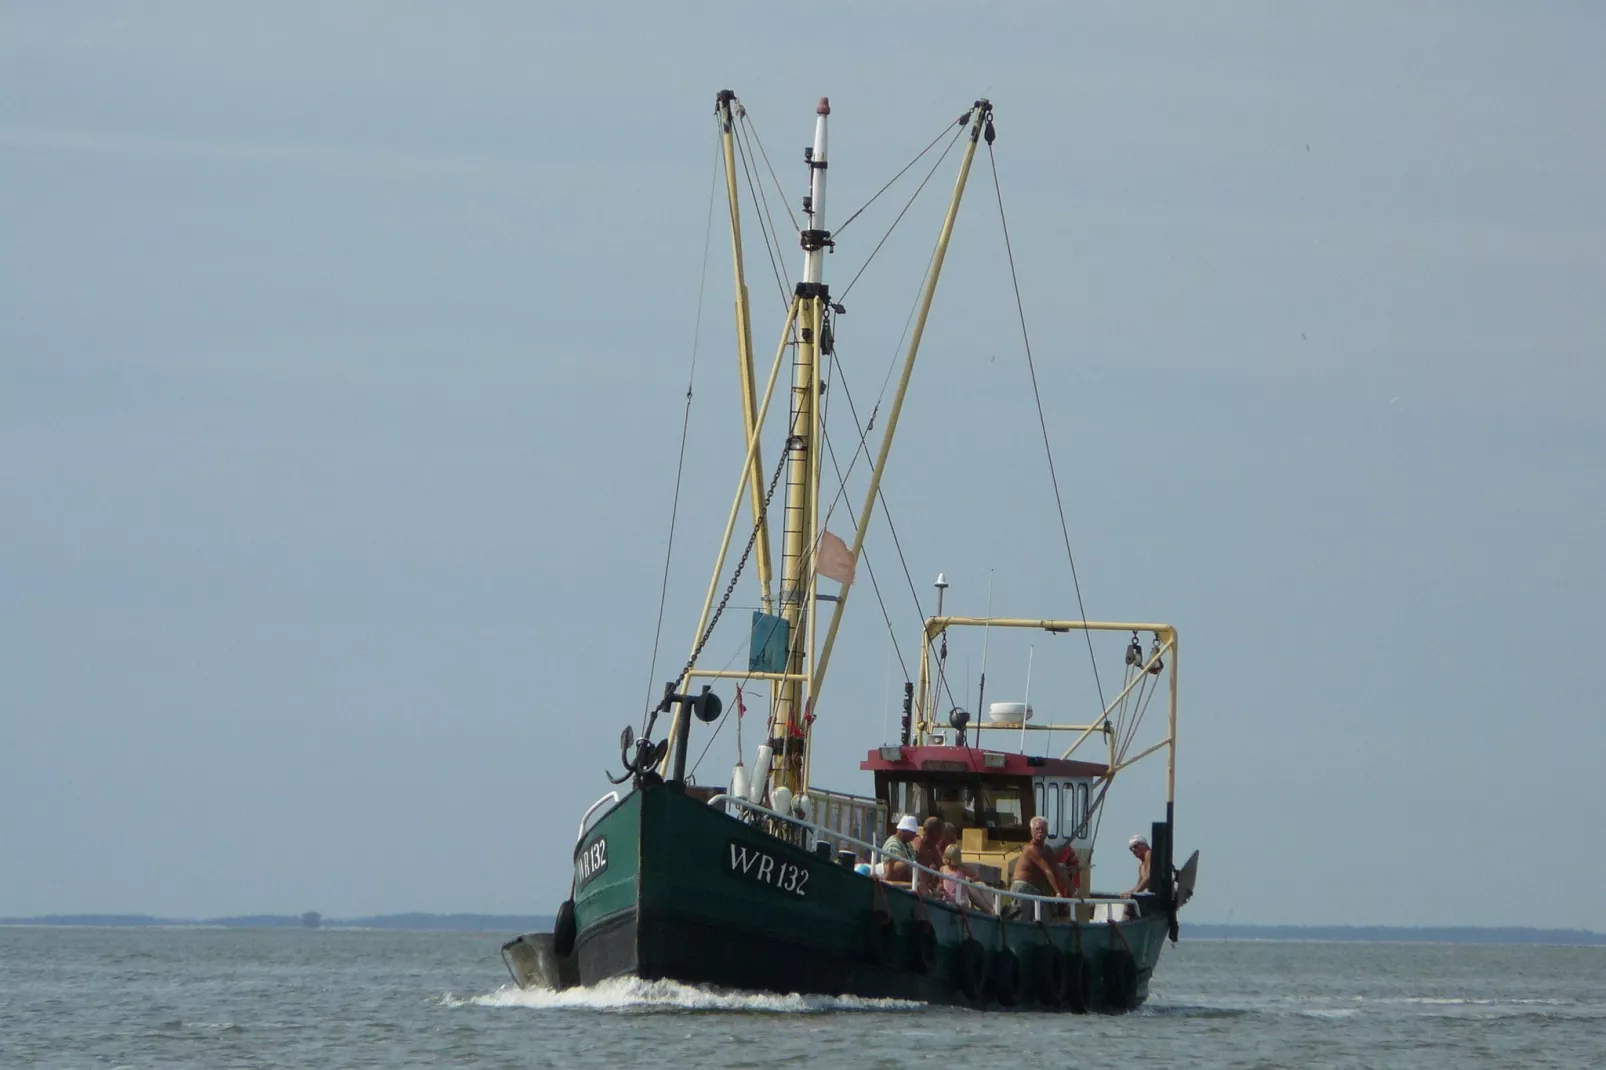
[914,617,1179,806]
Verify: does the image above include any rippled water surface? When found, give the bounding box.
[3,928,1602,1068]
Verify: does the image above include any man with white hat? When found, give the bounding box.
[1120,834,1152,898]
[879,814,920,883]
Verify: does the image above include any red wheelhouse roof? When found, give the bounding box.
[860,745,1107,778]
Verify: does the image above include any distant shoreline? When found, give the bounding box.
[2,915,1601,945]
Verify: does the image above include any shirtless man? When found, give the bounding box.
[912,816,944,895]
[1009,816,1073,912]
[1120,834,1151,898]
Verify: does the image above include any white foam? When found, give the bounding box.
[444,978,925,1014]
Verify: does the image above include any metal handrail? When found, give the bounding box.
[705,793,1138,924]
[576,791,621,842]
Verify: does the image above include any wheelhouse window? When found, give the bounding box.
[1049,782,1062,837]
[877,775,1032,840]
[977,782,1027,831]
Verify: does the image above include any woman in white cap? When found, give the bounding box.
[1120,834,1151,898]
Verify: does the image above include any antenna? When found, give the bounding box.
[976,568,995,751]
[1019,645,1035,754]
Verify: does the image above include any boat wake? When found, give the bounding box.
[444,977,925,1014]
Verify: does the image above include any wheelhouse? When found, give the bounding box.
[862,745,1107,886]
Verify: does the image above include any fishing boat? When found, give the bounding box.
[501,92,1198,1012]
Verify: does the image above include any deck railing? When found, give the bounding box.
[707,793,1141,924]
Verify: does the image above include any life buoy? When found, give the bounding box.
[552,899,577,958]
[904,919,937,974]
[1102,948,1139,1012]
[1031,945,1066,1008]
[1062,951,1093,1013]
[989,947,1021,1006]
[955,938,988,1000]
[864,910,898,965]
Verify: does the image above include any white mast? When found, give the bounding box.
[802,98,830,284]
[773,98,831,796]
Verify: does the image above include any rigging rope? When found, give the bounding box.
[641,134,723,725]
[986,140,1108,716]
[838,124,965,303]
[835,115,966,237]
[732,123,793,313]
[740,112,801,235]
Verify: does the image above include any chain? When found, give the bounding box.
[663,438,796,702]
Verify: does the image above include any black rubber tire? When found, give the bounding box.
[955,938,988,1001]
[905,919,938,974]
[989,947,1022,1006]
[1063,951,1093,1014]
[1102,948,1139,1013]
[552,899,577,958]
[864,910,898,966]
[1032,945,1066,1008]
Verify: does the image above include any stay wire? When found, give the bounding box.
[821,347,962,716]
[642,133,723,728]
[987,141,1107,715]
[839,124,965,303]
[818,421,911,685]
[740,112,801,235]
[733,123,793,313]
[835,115,967,237]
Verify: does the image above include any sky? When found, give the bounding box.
[3,3,1602,930]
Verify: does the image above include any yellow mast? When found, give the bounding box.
[715,90,774,613]
[770,98,833,795]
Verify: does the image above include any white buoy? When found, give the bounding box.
[748,744,773,803]
[795,794,811,819]
[730,763,749,803]
[772,785,793,817]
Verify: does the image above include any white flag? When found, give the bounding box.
[817,530,857,586]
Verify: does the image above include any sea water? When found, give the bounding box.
[2,927,1602,1068]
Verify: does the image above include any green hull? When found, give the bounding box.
[572,783,1168,1011]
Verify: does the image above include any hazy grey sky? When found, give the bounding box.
[3,3,1602,930]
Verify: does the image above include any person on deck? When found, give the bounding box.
[912,816,944,895]
[879,814,919,882]
[1120,834,1152,898]
[1006,815,1073,916]
[940,844,995,915]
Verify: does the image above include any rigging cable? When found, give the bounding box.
[986,139,1108,715]
[838,124,965,303]
[834,114,967,237]
[739,111,801,235]
[819,351,962,716]
[641,132,723,728]
[732,122,793,313]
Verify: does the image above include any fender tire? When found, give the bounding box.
[1032,944,1066,1008]
[989,947,1022,1006]
[955,938,988,1001]
[905,919,938,974]
[864,910,898,966]
[1102,948,1139,1013]
[1063,951,1094,1014]
[552,899,577,958]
